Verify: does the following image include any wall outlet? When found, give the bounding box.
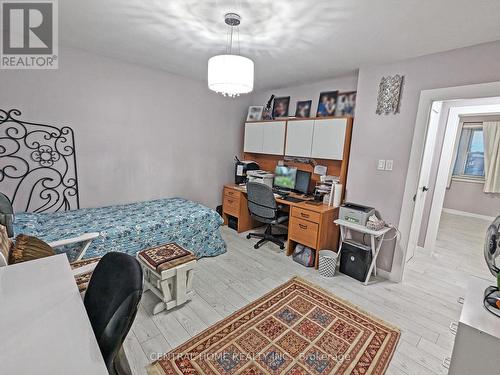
[377,160,386,170]
[385,160,394,171]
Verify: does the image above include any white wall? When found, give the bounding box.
[0,47,250,210]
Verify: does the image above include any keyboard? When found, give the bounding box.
[282,196,305,203]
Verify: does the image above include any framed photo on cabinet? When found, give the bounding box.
[295,100,312,118]
[272,96,290,118]
[316,91,338,117]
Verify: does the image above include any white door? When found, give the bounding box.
[311,118,347,160]
[405,101,443,262]
[285,120,314,157]
[262,121,286,155]
[243,123,264,153]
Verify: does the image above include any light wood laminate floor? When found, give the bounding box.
[123,213,494,375]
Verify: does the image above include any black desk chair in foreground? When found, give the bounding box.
[246,181,289,250]
[84,252,143,375]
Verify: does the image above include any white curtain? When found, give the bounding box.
[483,121,500,193]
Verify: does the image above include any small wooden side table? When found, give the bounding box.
[137,244,196,314]
[334,219,391,285]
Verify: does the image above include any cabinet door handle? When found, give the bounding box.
[300,213,309,218]
[299,224,308,230]
[449,321,458,335]
[227,199,233,204]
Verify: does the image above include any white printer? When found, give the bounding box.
[339,202,375,226]
[247,170,274,188]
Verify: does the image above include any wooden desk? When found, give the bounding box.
[222,184,339,268]
[0,255,108,375]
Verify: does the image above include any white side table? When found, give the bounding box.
[334,219,391,285]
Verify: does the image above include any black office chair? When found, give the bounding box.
[246,182,289,250]
[0,192,14,238]
[84,252,143,375]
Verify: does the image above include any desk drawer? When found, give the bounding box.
[292,207,320,223]
[223,195,240,216]
[224,188,240,199]
[289,217,318,248]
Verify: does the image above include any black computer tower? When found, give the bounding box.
[339,240,372,282]
[227,215,238,231]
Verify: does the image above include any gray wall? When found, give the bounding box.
[347,40,500,272]
[0,47,250,210]
[252,40,500,272]
[444,180,500,217]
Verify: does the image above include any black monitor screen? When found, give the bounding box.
[295,170,311,194]
[274,166,297,190]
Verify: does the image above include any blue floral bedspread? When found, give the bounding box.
[13,198,226,260]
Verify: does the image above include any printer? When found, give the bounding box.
[247,170,274,188]
[234,158,259,184]
[339,202,375,226]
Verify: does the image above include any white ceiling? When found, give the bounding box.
[61,0,500,91]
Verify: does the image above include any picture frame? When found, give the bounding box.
[246,106,264,121]
[316,91,339,117]
[335,91,357,116]
[272,96,290,118]
[295,100,312,118]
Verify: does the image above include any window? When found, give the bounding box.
[452,122,485,180]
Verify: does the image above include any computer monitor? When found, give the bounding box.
[273,166,297,191]
[295,170,311,195]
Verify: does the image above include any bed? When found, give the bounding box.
[1,110,226,261]
[13,198,226,260]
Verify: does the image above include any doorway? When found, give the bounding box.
[392,81,500,282]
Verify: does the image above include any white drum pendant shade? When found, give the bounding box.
[208,54,254,97]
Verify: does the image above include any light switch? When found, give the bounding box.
[385,160,394,171]
[377,160,386,170]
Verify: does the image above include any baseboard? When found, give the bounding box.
[442,208,495,222]
[376,268,392,281]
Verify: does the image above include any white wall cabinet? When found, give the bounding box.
[244,121,286,155]
[311,118,347,160]
[285,120,314,157]
[243,123,264,153]
[245,118,348,160]
[262,121,286,155]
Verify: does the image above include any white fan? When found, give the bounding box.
[484,216,500,317]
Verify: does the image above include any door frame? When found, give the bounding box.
[390,81,500,282]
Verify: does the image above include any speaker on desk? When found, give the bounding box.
[339,240,372,282]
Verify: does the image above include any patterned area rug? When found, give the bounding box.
[147,277,400,375]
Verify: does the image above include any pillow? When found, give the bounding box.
[0,225,13,266]
[9,234,55,264]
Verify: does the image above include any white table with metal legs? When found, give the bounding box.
[334,219,391,285]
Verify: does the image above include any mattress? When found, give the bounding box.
[13,198,226,260]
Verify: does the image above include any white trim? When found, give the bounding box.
[442,208,495,222]
[393,81,500,283]
[451,176,485,184]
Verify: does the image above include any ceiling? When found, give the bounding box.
[61,0,500,91]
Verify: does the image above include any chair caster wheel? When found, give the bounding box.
[279,244,285,250]
[246,234,251,239]
[254,244,259,249]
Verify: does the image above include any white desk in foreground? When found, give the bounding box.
[334,219,391,285]
[0,254,108,375]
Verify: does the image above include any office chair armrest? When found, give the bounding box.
[277,205,285,211]
[48,232,100,261]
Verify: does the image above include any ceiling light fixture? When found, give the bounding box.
[208,13,254,98]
